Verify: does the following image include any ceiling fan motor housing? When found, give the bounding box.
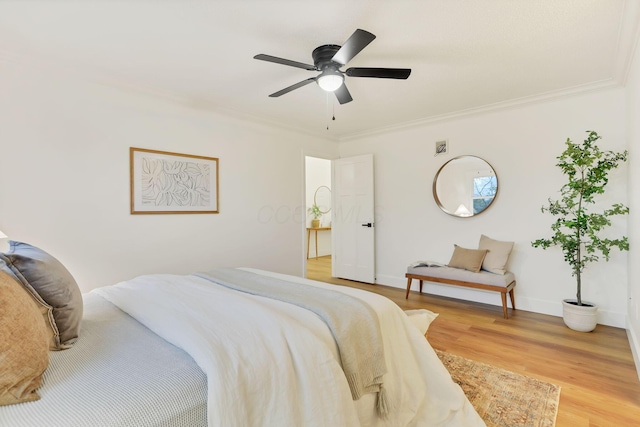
[312,44,342,71]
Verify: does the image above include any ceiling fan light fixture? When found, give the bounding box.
[255,29,410,103]
[317,70,344,92]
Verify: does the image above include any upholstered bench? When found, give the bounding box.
[405,265,516,319]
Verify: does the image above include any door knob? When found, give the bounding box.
[361,223,373,227]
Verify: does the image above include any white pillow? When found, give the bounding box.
[478,234,514,275]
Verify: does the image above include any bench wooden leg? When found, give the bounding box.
[501,292,509,319]
[405,278,412,299]
[406,274,516,319]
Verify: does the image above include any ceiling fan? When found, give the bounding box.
[254,29,411,105]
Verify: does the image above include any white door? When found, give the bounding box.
[332,154,375,283]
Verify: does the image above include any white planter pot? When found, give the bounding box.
[562,299,598,332]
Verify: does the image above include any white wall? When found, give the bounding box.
[625,31,640,373]
[305,156,332,257]
[0,52,633,334]
[339,88,629,327]
[0,65,339,292]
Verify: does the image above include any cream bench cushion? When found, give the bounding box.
[406,266,515,287]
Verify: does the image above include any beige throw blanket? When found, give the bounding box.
[196,268,389,417]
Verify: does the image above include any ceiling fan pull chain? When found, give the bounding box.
[326,92,330,130]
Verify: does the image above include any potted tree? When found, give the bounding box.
[308,204,323,228]
[532,131,629,332]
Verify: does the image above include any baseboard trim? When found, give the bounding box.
[627,320,640,381]
[376,273,626,328]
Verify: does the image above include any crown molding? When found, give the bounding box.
[337,78,622,143]
[0,46,338,142]
[613,0,640,85]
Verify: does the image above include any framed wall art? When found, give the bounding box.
[130,147,219,214]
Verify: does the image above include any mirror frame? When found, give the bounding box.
[432,155,498,218]
[314,185,332,214]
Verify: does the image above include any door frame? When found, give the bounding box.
[301,149,338,278]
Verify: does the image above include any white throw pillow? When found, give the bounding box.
[478,234,514,275]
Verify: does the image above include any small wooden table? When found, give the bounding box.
[306,227,331,259]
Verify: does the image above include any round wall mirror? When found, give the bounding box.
[433,156,498,217]
[314,186,332,214]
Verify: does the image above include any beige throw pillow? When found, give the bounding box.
[0,271,50,406]
[447,244,488,273]
[478,234,514,275]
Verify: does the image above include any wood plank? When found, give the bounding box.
[307,256,640,427]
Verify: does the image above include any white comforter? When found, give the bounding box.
[94,268,485,427]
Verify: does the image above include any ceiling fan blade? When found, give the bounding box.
[254,54,316,71]
[269,78,316,97]
[334,83,353,104]
[346,67,412,79]
[331,29,376,65]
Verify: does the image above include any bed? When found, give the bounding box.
[1,242,485,427]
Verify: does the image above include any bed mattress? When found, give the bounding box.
[1,293,208,427]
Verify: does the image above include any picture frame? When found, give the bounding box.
[130,147,219,214]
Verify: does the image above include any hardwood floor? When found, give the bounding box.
[307,256,640,427]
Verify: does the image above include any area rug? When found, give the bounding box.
[436,350,560,427]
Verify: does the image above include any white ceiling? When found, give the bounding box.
[0,1,638,140]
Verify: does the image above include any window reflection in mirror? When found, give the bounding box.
[433,156,498,217]
[473,175,498,214]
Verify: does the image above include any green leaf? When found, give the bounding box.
[531,131,629,299]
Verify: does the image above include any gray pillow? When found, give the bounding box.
[0,241,82,350]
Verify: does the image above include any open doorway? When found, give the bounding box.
[305,156,332,281]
